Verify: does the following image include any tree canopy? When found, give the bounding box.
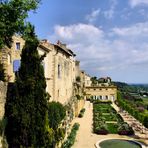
[0,0,40,48]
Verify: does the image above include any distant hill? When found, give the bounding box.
[113,81,148,93]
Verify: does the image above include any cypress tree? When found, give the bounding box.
[5,24,53,148]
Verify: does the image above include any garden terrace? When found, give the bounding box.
[93,102,134,135]
[117,91,148,128]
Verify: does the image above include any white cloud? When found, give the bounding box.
[129,0,148,7]
[112,22,148,36]
[104,0,117,19]
[86,9,100,23]
[48,22,148,79]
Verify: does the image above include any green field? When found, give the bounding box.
[142,97,148,104]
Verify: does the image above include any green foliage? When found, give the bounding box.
[48,101,66,130]
[91,76,98,85]
[75,94,81,100]
[61,123,80,148]
[5,26,52,147]
[78,108,85,118]
[93,102,134,135]
[118,122,134,135]
[0,63,5,81]
[117,91,148,128]
[0,118,7,136]
[48,101,66,147]
[76,76,80,82]
[0,0,40,48]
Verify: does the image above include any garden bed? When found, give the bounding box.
[93,102,134,135]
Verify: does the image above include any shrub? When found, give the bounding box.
[94,126,108,135]
[76,94,81,100]
[61,123,80,148]
[48,101,66,130]
[78,108,85,118]
[118,122,134,135]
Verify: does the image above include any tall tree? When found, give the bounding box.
[5,24,53,147]
[0,0,40,48]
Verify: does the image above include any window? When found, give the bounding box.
[58,64,61,78]
[13,60,20,72]
[16,42,20,50]
[105,96,108,100]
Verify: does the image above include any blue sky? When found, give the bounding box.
[28,0,148,83]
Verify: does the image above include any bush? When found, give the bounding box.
[78,108,85,118]
[76,95,81,100]
[118,122,134,135]
[61,123,80,148]
[48,101,66,130]
[94,126,108,135]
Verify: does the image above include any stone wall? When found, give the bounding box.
[0,81,7,120]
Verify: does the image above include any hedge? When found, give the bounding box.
[61,123,80,148]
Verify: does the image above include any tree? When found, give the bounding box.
[48,101,66,130]
[5,25,53,147]
[0,0,40,48]
[48,101,66,147]
[91,76,98,85]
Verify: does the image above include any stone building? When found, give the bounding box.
[38,40,76,104]
[85,85,117,101]
[85,77,117,102]
[84,73,91,87]
[0,36,85,106]
[0,35,25,82]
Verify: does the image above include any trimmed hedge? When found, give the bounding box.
[61,123,80,148]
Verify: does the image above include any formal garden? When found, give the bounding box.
[93,101,134,135]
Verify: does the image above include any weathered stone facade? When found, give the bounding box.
[85,85,117,101]
[0,36,87,126]
[84,73,91,87]
[0,36,85,106]
[38,40,76,104]
[0,81,7,120]
[0,36,25,82]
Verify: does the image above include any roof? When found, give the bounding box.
[54,44,73,56]
[55,40,76,56]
